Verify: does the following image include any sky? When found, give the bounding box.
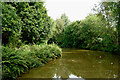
[45,0,101,22]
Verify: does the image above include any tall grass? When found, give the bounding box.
[2,44,62,80]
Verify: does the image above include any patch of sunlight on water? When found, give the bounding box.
[18,48,120,79]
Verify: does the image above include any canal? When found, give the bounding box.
[19,48,120,79]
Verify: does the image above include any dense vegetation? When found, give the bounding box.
[55,14,119,53]
[2,2,54,46]
[2,44,61,79]
[50,2,120,54]
[2,2,62,80]
[2,1,120,80]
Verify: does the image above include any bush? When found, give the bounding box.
[2,44,62,80]
[2,2,54,46]
[56,15,119,53]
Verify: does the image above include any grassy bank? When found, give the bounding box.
[2,44,62,80]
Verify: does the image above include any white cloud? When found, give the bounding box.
[45,0,101,22]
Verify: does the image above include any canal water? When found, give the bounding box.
[19,48,120,79]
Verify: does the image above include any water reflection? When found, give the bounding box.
[53,73,83,78]
[69,74,82,78]
[52,73,85,80]
[19,49,120,79]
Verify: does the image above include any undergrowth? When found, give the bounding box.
[2,44,62,80]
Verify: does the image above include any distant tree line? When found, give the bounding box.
[50,2,120,54]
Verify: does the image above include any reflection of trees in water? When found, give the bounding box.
[21,49,120,79]
[118,57,120,78]
[62,50,119,78]
[53,56,71,78]
[20,60,57,78]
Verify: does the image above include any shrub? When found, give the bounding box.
[2,44,62,80]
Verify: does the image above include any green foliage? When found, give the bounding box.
[94,2,120,54]
[2,2,62,79]
[57,21,80,48]
[48,13,70,44]
[55,19,65,34]
[2,2,54,46]
[61,13,70,27]
[17,2,53,44]
[57,14,118,53]
[2,44,62,80]
[2,3,22,46]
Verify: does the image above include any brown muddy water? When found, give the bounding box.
[18,48,120,79]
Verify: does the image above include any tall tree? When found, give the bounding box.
[2,2,53,46]
[47,13,70,44]
[94,1,120,53]
[60,13,70,27]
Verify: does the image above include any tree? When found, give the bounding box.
[61,13,70,27]
[55,19,65,34]
[55,13,70,34]
[2,3,22,47]
[94,1,120,53]
[14,2,53,44]
[2,2,54,46]
[48,14,70,44]
[57,14,117,52]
